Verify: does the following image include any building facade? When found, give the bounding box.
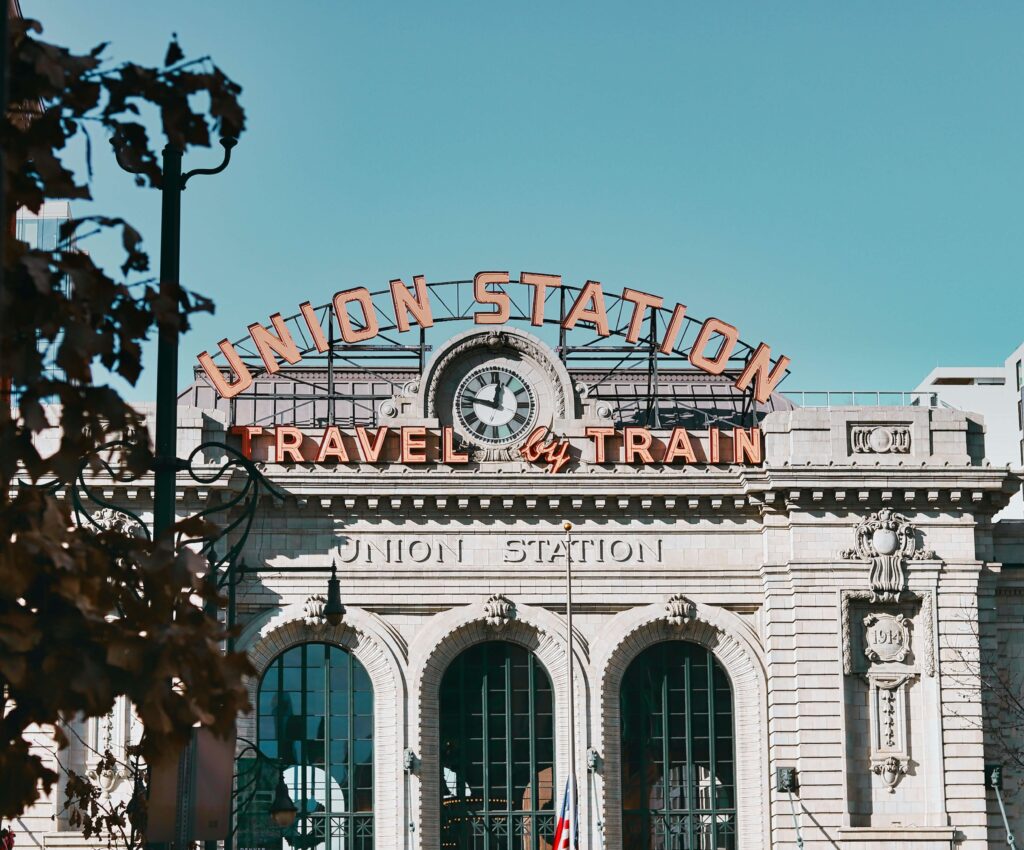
[915,341,1024,519]
[19,278,1024,850]
[14,201,75,395]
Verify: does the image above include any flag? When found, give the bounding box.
[552,776,577,850]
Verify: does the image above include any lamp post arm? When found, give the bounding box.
[182,137,237,187]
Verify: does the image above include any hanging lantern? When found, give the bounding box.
[269,773,298,828]
[324,559,345,627]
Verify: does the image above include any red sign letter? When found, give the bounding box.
[689,318,738,376]
[275,427,305,463]
[563,281,610,337]
[198,340,253,399]
[585,427,616,463]
[390,276,434,333]
[473,271,511,325]
[442,426,469,464]
[733,343,790,404]
[333,287,380,343]
[522,272,561,327]
[315,427,350,463]
[230,425,263,459]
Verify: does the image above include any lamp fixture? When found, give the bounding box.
[269,773,298,828]
[324,559,345,627]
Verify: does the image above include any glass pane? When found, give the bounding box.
[354,716,372,740]
[620,641,735,850]
[330,661,349,691]
[439,640,555,846]
[254,642,374,840]
[354,691,372,715]
[283,667,301,692]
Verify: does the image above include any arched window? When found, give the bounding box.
[257,642,374,850]
[439,640,555,849]
[620,641,735,849]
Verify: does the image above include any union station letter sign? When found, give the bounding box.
[200,270,788,472]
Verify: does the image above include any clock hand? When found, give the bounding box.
[491,372,506,406]
[464,394,501,409]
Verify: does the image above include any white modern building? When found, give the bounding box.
[916,342,1024,519]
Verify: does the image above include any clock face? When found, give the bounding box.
[455,365,537,446]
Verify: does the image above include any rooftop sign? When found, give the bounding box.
[229,423,764,473]
[197,271,790,403]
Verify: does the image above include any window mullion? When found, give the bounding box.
[528,652,537,850]
[661,643,669,837]
[504,647,513,839]
[301,645,309,842]
[324,648,331,826]
[706,655,718,847]
[458,648,468,840]
[482,643,490,849]
[348,649,356,839]
[641,658,650,846]
[684,651,694,849]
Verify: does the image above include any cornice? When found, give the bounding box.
[29,463,1017,518]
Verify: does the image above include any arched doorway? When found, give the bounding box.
[620,641,736,849]
[439,640,556,849]
[257,642,374,850]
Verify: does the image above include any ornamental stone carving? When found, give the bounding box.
[867,672,912,793]
[863,612,912,664]
[840,509,936,602]
[484,594,516,629]
[665,594,697,627]
[86,758,128,798]
[304,594,333,633]
[90,507,147,538]
[85,709,129,798]
[851,425,911,454]
[841,590,934,677]
[872,755,907,793]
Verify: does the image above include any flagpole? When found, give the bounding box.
[564,520,577,844]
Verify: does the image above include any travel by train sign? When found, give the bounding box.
[197,270,790,404]
[229,423,764,473]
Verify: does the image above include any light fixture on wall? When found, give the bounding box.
[324,559,345,627]
[270,773,298,828]
[775,767,798,793]
[987,764,1018,847]
[775,768,804,849]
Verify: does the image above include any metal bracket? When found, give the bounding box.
[987,764,1017,848]
[776,766,798,793]
[775,767,804,849]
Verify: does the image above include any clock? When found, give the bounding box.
[454,364,537,446]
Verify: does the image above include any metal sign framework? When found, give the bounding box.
[201,278,790,430]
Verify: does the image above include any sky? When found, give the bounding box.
[32,1,1024,399]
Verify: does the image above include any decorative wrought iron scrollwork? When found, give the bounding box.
[31,437,152,540]
[230,736,294,849]
[174,440,286,587]
[33,437,285,585]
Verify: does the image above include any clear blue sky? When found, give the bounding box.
[34,1,1024,398]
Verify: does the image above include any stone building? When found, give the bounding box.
[19,283,1024,849]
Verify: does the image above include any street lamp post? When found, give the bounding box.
[111,137,236,850]
[111,137,236,539]
[229,738,298,850]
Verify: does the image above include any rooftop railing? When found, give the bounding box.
[783,390,954,409]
